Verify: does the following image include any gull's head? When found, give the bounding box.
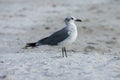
[65,16,82,24]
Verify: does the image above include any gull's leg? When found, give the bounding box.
[64,47,67,57]
[62,47,64,57]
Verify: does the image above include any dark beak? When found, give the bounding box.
[75,19,82,22]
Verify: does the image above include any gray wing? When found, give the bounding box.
[38,27,69,45]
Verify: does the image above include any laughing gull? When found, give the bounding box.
[24,16,82,57]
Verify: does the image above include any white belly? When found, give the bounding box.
[58,25,78,47]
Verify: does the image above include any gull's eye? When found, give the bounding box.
[71,18,74,20]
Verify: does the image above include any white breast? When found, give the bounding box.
[58,22,78,47]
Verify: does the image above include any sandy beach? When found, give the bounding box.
[0,0,120,80]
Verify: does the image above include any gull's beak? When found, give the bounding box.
[75,19,82,22]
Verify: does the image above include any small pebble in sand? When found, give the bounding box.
[45,27,50,30]
[0,61,4,63]
[0,75,7,79]
[84,46,95,52]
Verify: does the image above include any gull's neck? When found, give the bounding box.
[66,21,76,28]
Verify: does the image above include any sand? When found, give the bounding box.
[0,0,120,80]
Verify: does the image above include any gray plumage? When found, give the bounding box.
[37,27,69,45]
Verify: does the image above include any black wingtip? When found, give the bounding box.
[23,43,37,49]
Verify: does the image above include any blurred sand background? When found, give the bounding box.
[0,0,120,54]
[0,0,120,80]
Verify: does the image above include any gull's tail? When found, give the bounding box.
[23,37,48,49]
[23,42,39,49]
